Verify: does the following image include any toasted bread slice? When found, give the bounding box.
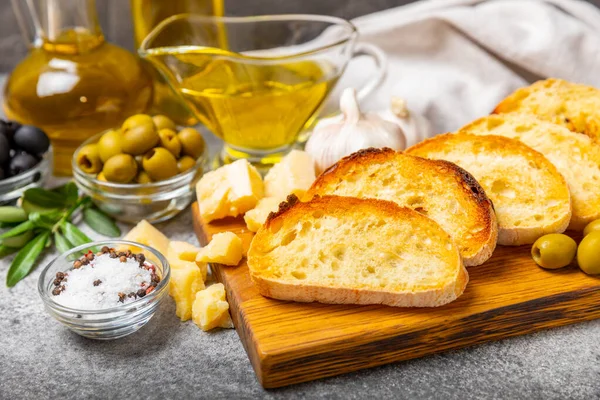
[247,195,468,307]
[460,113,600,230]
[493,78,600,142]
[305,148,496,266]
[407,133,572,245]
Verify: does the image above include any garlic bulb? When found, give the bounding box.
[383,96,433,147]
[306,88,406,174]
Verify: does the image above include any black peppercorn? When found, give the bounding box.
[136,288,146,298]
[101,246,110,253]
[53,278,62,286]
[136,254,145,264]
[55,272,65,279]
[93,279,102,287]
[52,288,61,296]
[109,252,118,259]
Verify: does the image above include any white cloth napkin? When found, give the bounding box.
[335,0,600,144]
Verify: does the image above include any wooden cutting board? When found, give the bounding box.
[192,203,600,388]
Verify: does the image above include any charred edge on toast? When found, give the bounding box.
[320,147,396,177]
[436,159,495,211]
[265,194,302,226]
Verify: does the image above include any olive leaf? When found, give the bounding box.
[83,207,121,237]
[6,231,50,287]
[0,245,18,258]
[28,210,63,229]
[0,220,35,240]
[61,221,92,247]
[53,232,73,254]
[2,230,34,248]
[23,188,68,209]
[51,182,79,206]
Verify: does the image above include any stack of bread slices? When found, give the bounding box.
[248,78,600,308]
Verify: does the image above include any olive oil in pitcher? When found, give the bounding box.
[144,46,339,162]
[4,0,153,176]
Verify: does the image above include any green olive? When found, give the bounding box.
[177,155,196,173]
[76,144,103,174]
[583,219,600,236]
[96,172,108,182]
[121,114,159,155]
[531,233,577,269]
[577,231,600,274]
[102,154,138,183]
[152,115,177,131]
[142,147,179,181]
[158,129,182,157]
[97,129,123,163]
[177,128,205,159]
[135,171,153,184]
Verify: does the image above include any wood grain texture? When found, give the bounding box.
[192,203,600,388]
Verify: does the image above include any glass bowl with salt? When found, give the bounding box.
[38,240,170,340]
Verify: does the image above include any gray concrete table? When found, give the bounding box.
[1,75,599,400]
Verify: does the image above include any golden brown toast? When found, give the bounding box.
[493,78,600,142]
[407,133,572,245]
[460,113,600,230]
[305,148,497,266]
[247,195,468,307]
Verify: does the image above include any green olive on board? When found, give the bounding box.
[177,128,205,159]
[76,144,103,174]
[531,233,577,269]
[583,219,600,237]
[102,154,138,183]
[97,129,124,163]
[121,114,159,155]
[158,128,182,158]
[152,114,177,131]
[577,231,600,275]
[142,147,179,181]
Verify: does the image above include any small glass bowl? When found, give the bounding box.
[72,131,207,223]
[38,240,171,340]
[0,147,53,204]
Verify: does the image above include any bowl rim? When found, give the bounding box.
[72,130,207,190]
[139,14,359,62]
[38,240,171,315]
[0,146,53,188]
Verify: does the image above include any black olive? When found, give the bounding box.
[14,125,50,155]
[9,153,38,176]
[6,121,22,135]
[0,134,9,165]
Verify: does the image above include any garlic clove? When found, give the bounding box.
[383,96,433,147]
[306,88,407,174]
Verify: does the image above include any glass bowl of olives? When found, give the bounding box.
[0,121,53,204]
[72,114,208,223]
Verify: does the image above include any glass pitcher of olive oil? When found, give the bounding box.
[130,0,225,126]
[139,15,386,167]
[4,0,153,176]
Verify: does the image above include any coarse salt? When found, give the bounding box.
[54,253,153,310]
